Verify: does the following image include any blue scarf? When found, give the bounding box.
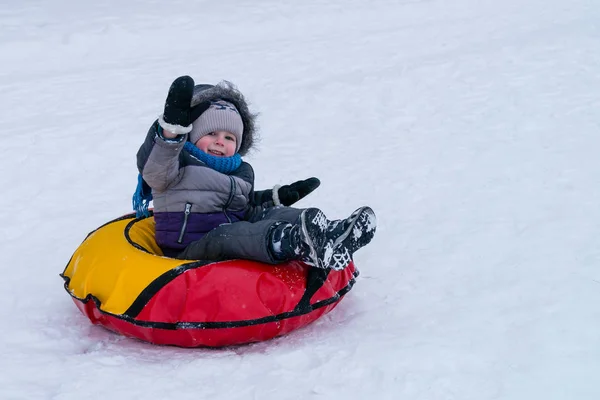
[132,142,242,218]
[182,141,242,173]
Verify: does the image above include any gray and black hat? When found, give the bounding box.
[190,81,258,156]
[189,101,244,152]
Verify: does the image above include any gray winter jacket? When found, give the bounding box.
[136,82,260,253]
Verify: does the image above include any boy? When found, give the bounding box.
[136,76,376,270]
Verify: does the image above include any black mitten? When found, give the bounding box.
[160,76,210,134]
[276,177,321,206]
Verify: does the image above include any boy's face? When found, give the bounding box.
[195,130,237,157]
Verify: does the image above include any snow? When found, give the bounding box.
[1,0,600,398]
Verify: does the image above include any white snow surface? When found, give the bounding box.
[2,0,600,399]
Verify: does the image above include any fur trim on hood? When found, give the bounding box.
[191,81,258,156]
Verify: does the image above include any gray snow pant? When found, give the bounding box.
[176,206,304,264]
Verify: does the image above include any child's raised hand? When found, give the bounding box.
[276,177,321,206]
[160,76,210,135]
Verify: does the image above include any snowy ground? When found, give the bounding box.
[1,0,600,399]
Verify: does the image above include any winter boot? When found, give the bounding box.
[297,208,335,269]
[325,206,377,270]
[269,208,334,269]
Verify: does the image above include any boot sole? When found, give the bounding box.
[332,207,376,251]
[329,207,377,270]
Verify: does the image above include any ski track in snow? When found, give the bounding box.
[1,0,600,399]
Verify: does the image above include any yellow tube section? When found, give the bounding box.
[62,216,188,315]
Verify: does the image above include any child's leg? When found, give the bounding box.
[177,206,377,269]
[247,205,303,224]
[177,220,282,263]
[177,207,305,264]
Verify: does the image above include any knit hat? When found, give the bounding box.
[189,100,244,153]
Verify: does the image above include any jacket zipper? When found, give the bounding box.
[177,203,192,244]
[222,176,236,223]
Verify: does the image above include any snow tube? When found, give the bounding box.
[61,213,358,347]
